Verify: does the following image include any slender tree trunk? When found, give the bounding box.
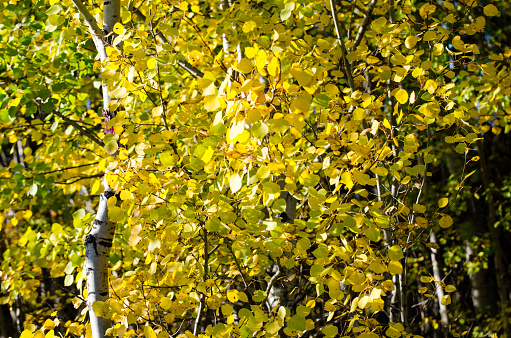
[430,232,449,329]
[71,1,120,337]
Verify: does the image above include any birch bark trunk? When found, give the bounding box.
[70,1,120,337]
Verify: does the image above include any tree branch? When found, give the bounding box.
[132,9,204,78]
[352,0,378,51]
[330,0,355,93]
[70,0,108,61]
[52,110,104,147]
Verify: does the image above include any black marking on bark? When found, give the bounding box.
[103,189,115,199]
[100,291,109,297]
[104,1,111,4]
[94,219,107,226]
[97,237,113,248]
[85,234,98,255]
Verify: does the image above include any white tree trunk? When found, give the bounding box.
[430,232,449,326]
[71,1,120,337]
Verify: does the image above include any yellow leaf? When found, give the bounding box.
[432,43,444,56]
[353,108,366,120]
[91,179,102,195]
[439,214,453,228]
[237,58,253,74]
[227,289,239,302]
[383,118,392,129]
[452,36,464,51]
[438,197,448,208]
[245,46,257,59]
[152,106,163,117]
[204,94,221,112]
[290,65,314,87]
[242,21,257,33]
[405,36,418,49]
[382,280,395,291]
[268,57,280,77]
[160,152,174,166]
[228,119,245,143]
[113,22,123,35]
[43,319,55,330]
[230,173,242,194]
[424,79,437,94]
[371,16,387,33]
[423,30,436,41]
[20,330,34,338]
[147,58,156,69]
[483,4,498,16]
[256,49,267,75]
[395,89,409,104]
[441,295,451,305]
[201,146,214,163]
[144,325,157,338]
[358,295,371,309]
[92,301,109,318]
[445,285,457,293]
[341,172,354,189]
[388,260,403,275]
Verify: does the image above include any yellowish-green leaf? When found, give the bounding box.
[424,79,437,94]
[439,214,453,228]
[438,198,448,208]
[445,285,457,293]
[237,58,253,74]
[395,89,409,104]
[388,245,404,261]
[388,260,403,275]
[405,36,418,49]
[483,4,499,16]
[441,295,451,305]
[92,301,109,318]
[353,108,366,120]
[144,325,157,338]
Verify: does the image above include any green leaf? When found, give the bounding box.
[288,314,306,331]
[104,139,118,155]
[46,5,61,15]
[388,245,404,261]
[252,290,267,302]
[280,2,295,21]
[73,209,86,220]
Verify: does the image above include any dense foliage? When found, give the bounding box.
[0,0,510,337]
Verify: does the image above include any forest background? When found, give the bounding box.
[0,0,510,337]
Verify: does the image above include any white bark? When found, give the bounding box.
[85,191,115,337]
[430,232,449,326]
[71,1,120,337]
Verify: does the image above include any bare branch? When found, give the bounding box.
[352,0,378,51]
[329,0,355,93]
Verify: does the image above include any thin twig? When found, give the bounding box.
[352,0,378,50]
[329,0,355,93]
[132,8,204,78]
[52,110,105,147]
